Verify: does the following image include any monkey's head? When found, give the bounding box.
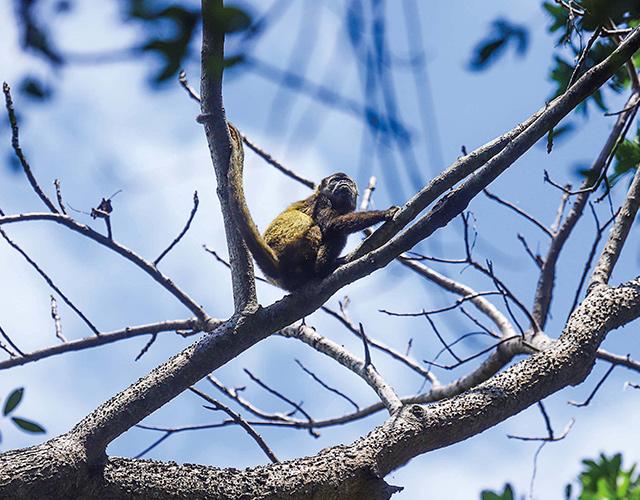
[319,172,358,213]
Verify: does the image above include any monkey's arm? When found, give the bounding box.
[326,208,397,235]
[226,124,281,280]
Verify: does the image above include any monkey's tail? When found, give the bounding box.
[226,123,280,280]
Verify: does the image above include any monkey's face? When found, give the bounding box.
[320,173,358,213]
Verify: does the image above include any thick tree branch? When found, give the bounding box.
[532,90,640,327]
[6,279,636,498]
[350,27,640,261]
[590,163,640,287]
[200,0,256,310]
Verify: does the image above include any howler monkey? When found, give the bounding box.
[227,124,397,290]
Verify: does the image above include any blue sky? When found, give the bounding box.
[1,1,639,498]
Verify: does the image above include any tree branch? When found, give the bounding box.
[200,0,256,310]
[278,325,403,414]
[590,163,640,287]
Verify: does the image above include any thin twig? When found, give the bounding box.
[0,212,209,320]
[360,176,377,211]
[178,70,201,102]
[279,325,403,414]
[2,82,58,213]
[49,296,66,342]
[597,350,640,374]
[424,335,524,370]
[243,368,316,428]
[358,322,372,367]
[567,27,602,89]
[134,334,158,361]
[424,314,461,363]
[154,191,199,266]
[177,70,314,190]
[380,291,504,317]
[566,207,618,320]
[568,363,615,407]
[294,359,360,411]
[241,134,316,189]
[517,234,543,269]
[0,318,205,370]
[0,227,100,335]
[53,179,67,215]
[206,375,309,428]
[321,305,438,383]
[0,324,22,357]
[483,189,553,237]
[507,419,574,442]
[508,402,574,442]
[190,387,279,463]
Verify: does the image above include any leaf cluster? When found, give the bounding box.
[1,388,46,446]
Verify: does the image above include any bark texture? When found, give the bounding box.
[1,280,637,499]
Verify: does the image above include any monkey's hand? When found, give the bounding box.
[385,206,400,220]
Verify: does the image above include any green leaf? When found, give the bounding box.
[218,6,252,34]
[3,388,24,416]
[468,19,529,71]
[610,138,640,185]
[542,1,568,32]
[11,417,46,434]
[480,492,501,500]
[480,483,514,500]
[224,54,245,69]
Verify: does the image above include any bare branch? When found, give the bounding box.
[567,27,602,89]
[380,291,504,318]
[53,179,67,215]
[154,191,199,266]
[278,325,402,414]
[483,189,553,237]
[0,319,205,370]
[360,177,377,211]
[597,349,640,374]
[2,82,58,213]
[358,322,373,367]
[134,334,158,362]
[0,213,208,320]
[568,363,616,407]
[243,368,317,434]
[177,70,314,191]
[397,258,517,338]
[533,90,640,328]
[207,375,306,426]
[294,359,360,412]
[321,305,438,383]
[50,296,66,343]
[590,164,640,287]
[190,387,279,463]
[0,324,23,357]
[567,207,618,319]
[508,419,574,442]
[241,134,315,189]
[178,70,201,102]
[517,234,543,269]
[0,227,100,335]
[200,4,256,310]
